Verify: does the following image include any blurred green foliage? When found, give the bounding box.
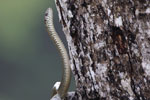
[0,0,74,100]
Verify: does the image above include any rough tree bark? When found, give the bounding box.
[52,0,150,100]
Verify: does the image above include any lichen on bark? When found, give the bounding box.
[54,0,150,100]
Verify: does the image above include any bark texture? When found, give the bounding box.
[54,0,150,100]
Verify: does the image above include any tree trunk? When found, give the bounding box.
[53,0,150,100]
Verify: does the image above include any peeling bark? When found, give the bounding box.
[54,0,150,100]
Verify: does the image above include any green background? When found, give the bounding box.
[0,0,74,100]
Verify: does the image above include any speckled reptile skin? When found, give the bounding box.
[45,8,71,99]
